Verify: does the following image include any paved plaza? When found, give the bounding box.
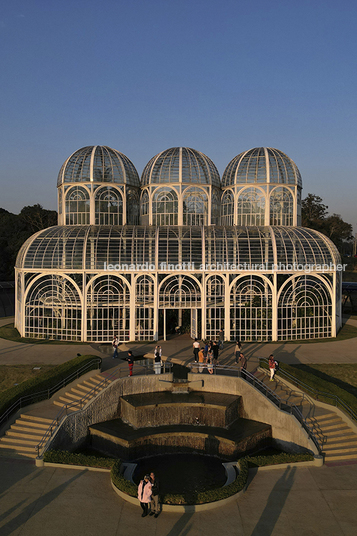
[1,315,357,535]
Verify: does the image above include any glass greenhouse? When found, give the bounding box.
[15,146,342,342]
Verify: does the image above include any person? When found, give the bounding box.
[112,336,119,359]
[127,351,134,377]
[193,338,200,362]
[269,354,276,381]
[149,472,160,518]
[207,355,214,374]
[203,341,209,361]
[234,340,242,363]
[137,474,152,517]
[218,329,224,349]
[154,345,162,375]
[198,347,205,373]
[212,341,219,367]
[239,352,247,379]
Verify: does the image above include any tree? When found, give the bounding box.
[0,205,58,280]
[301,193,353,253]
[301,194,328,229]
[19,204,57,233]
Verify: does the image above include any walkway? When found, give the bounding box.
[0,456,357,535]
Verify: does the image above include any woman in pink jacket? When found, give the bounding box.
[137,475,152,517]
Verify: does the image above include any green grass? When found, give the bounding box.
[276,322,357,344]
[0,365,56,393]
[261,359,357,415]
[0,323,83,344]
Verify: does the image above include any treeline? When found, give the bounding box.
[301,194,353,253]
[0,204,57,280]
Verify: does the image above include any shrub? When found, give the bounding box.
[246,452,313,468]
[43,449,115,469]
[111,460,138,497]
[0,354,101,418]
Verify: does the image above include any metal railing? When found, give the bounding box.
[35,360,174,458]
[259,358,357,424]
[189,362,322,453]
[0,358,102,429]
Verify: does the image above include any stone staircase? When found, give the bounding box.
[255,369,357,463]
[0,373,113,459]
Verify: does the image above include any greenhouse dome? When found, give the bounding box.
[57,146,140,227]
[222,147,302,187]
[57,145,140,187]
[141,147,220,187]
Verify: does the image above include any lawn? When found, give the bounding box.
[296,363,357,398]
[0,364,56,393]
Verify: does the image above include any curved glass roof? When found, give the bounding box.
[222,147,302,188]
[57,146,140,187]
[17,225,340,271]
[141,147,221,187]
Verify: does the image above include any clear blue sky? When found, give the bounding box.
[0,0,356,232]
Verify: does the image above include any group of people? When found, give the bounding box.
[193,338,220,374]
[137,472,160,518]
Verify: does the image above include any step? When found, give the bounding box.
[71,385,93,395]
[67,391,86,401]
[19,415,53,424]
[323,445,357,454]
[57,395,83,404]
[11,420,50,430]
[324,452,357,462]
[321,429,356,440]
[53,399,83,408]
[324,437,357,447]
[1,437,39,446]
[7,430,44,440]
[10,423,50,434]
[0,444,37,458]
[0,441,37,452]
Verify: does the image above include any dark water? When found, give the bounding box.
[133,453,227,494]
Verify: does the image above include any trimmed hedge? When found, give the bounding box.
[0,354,101,418]
[43,449,114,469]
[43,449,315,505]
[259,359,357,415]
[111,460,138,496]
[246,452,313,468]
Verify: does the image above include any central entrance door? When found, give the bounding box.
[159,308,201,340]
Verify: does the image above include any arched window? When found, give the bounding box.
[221,190,234,226]
[86,275,130,342]
[25,275,82,341]
[183,187,208,226]
[135,275,155,340]
[95,187,123,225]
[159,275,201,308]
[65,186,90,225]
[270,187,294,226]
[126,188,140,225]
[152,187,178,226]
[206,275,225,339]
[230,275,272,341]
[237,187,265,226]
[278,275,332,339]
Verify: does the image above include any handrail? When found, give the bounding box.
[0,358,102,428]
[35,360,174,457]
[259,358,357,423]
[189,362,322,453]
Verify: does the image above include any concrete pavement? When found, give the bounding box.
[1,457,357,535]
